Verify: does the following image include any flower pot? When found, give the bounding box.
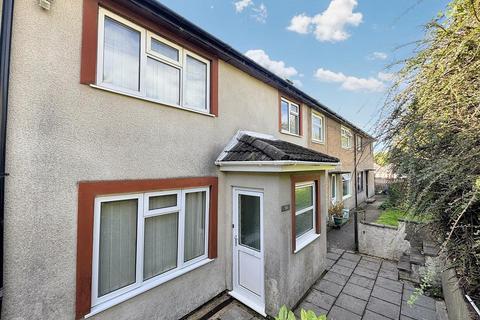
[333,217,343,225]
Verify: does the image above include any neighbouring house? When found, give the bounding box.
[0,1,375,319]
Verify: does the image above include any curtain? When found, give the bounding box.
[148,193,177,211]
[143,213,178,280]
[184,56,207,110]
[184,192,206,262]
[151,38,179,62]
[98,199,138,297]
[296,209,314,237]
[146,57,180,105]
[103,17,140,91]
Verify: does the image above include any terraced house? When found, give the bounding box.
[0,0,375,319]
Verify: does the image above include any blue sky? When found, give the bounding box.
[158,0,450,134]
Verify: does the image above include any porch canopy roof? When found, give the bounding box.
[215,131,340,172]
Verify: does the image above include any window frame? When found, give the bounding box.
[341,126,353,149]
[91,186,210,311]
[292,180,319,253]
[342,173,352,199]
[311,112,325,144]
[357,172,364,193]
[356,135,362,152]
[331,174,337,203]
[280,97,301,136]
[96,8,211,114]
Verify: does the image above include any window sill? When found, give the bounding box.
[90,84,216,118]
[280,130,302,138]
[294,233,320,254]
[85,258,214,318]
[312,139,325,145]
[342,195,352,200]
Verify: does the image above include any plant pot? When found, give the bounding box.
[333,217,343,225]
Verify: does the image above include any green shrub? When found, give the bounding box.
[275,305,326,320]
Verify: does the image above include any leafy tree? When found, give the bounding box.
[379,0,480,300]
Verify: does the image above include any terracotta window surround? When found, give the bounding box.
[290,174,321,253]
[76,176,218,319]
[80,0,219,116]
[278,92,303,136]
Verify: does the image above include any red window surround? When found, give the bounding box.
[80,0,219,116]
[290,174,321,253]
[75,177,218,319]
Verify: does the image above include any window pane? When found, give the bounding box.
[151,38,179,61]
[143,213,178,280]
[98,199,137,297]
[103,17,140,91]
[290,114,299,134]
[149,194,177,210]
[281,101,289,131]
[185,55,208,110]
[296,209,314,237]
[331,177,336,198]
[295,185,314,211]
[313,116,322,141]
[146,58,181,105]
[184,191,206,262]
[290,104,299,113]
[239,194,261,251]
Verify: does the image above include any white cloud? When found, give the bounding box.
[368,51,388,60]
[287,0,362,42]
[377,71,394,82]
[252,3,268,23]
[234,0,252,13]
[292,79,303,87]
[245,49,298,79]
[314,68,385,92]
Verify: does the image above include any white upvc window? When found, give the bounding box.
[331,174,337,203]
[97,8,211,113]
[91,187,209,310]
[281,98,300,135]
[294,182,317,251]
[312,112,325,143]
[356,136,363,152]
[342,173,352,199]
[357,172,364,193]
[341,126,353,149]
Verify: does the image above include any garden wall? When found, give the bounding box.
[358,221,410,260]
[442,266,476,320]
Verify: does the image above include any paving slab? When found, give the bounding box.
[375,276,403,293]
[342,282,371,301]
[328,247,345,255]
[326,258,336,270]
[305,289,336,310]
[378,269,398,281]
[334,293,367,315]
[327,252,341,261]
[402,289,436,311]
[342,252,362,263]
[362,310,392,320]
[353,266,378,279]
[313,279,343,297]
[336,258,358,269]
[366,297,401,319]
[330,264,354,277]
[323,271,349,286]
[358,260,381,272]
[361,255,382,264]
[348,274,375,289]
[380,260,398,271]
[401,301,437,320]
[208,301,259,320]
[327,305,361,320]
[435,301,448,320]
[294,301,328,318]
[371,285,402,306]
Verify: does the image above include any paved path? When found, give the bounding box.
[295,249,444,320]
[327,197,386,251]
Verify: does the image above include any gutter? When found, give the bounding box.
[128,0,374,140]
[215,160,341,167]
[0,0,14,294]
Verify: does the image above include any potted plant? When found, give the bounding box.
[329,202,345,226]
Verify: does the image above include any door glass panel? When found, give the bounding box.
[98,199,138,297]
[239,194,261,251]
[296,209,314,237]
[295,185,314,211]
[149,194,177,210]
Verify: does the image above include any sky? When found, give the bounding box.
[157,0,450,134]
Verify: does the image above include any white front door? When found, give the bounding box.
[231,188,265,316]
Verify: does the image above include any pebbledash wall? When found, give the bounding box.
[2,1,373,320]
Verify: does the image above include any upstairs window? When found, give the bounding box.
[357,172,364,192]
[97,8,210,113]
[280,98,301,135]
[356,136,363,152]
[341,127,353,149]
[312,113,325,143]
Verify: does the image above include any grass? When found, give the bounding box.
[375,209,407,227]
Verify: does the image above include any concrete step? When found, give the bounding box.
[182,292,232,320]
[410,248,425,266]
[423,240,440,257]
[435,300,448,320]
[398,254,411,272]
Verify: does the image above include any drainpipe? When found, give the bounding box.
[353,134,359,252]
[0,0,14,297]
